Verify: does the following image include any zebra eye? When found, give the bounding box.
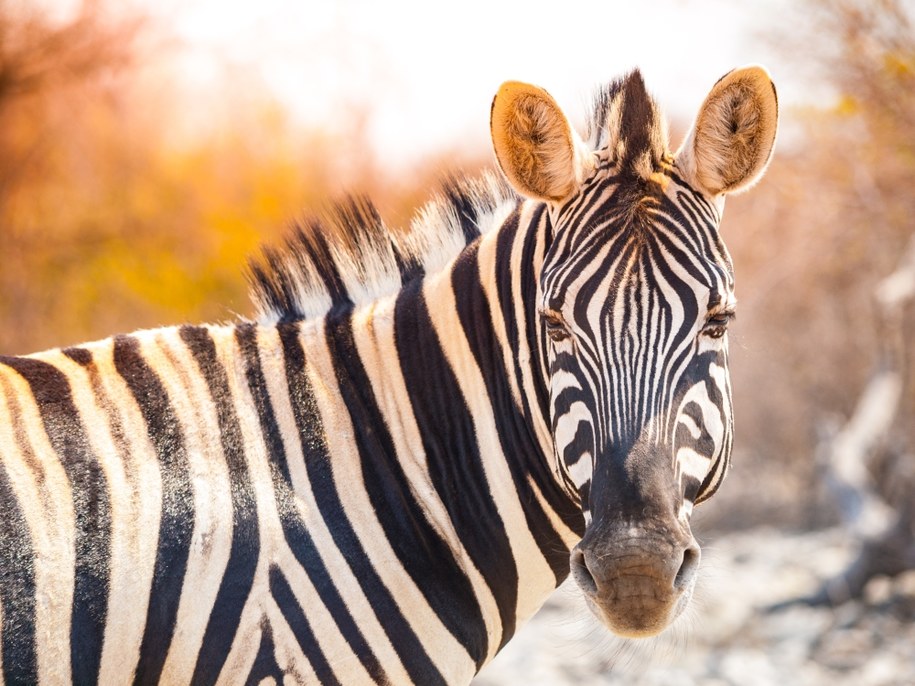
[702,311,734,339]
[541,311,572,343]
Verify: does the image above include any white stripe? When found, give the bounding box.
[213,596,261,685]
[567,451,594,491]
[91,339,164,681]
[676,447,711,482]
[525,475,580,549]
[482,203,573,498]
[0,366,75,683]
[264,599,316,681]
[141,330,235,683]
[205,324,347,683]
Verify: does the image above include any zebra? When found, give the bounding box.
[0,65,777,684]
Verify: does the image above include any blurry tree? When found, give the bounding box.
[719,0,915,596]
[0,0,140,200]
[0,0,144,351]
[0,1,489,355]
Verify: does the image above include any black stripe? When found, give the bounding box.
[578,479,591,511]
[249,247,301,322]
[114,335,195,685]
[2,356,111,685]
[272,324,389,684]
[552,385,593,433]
[244,618,284,686]
[659,198,708,260]
[515,207,552,426]
[268,564,341,686]
[297,220,352,309]
[680,474,702,503]
[236,324,293,486]
[640,257,665,421]
[0,461,37,684]
[394,275,519,650]
[62,347,92,366]
[321,310,448,684]
[179,326,262,684]
[0,372,37,684]
[391,240,423,285]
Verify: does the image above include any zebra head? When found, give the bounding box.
[491,67,778,637]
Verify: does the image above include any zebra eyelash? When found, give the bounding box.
[701,309,736,339]
[539,309,572,343]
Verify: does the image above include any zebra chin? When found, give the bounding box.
[569,529,700,638]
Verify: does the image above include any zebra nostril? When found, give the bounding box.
[674,544,700,590]
[570,547,598,595]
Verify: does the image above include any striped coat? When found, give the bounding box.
[0,66,777,684]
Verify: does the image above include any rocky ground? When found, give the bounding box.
[473,527,915,686]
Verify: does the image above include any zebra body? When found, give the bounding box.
[0,209,575,683]
[0,66,778,684]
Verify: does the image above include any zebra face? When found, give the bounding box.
[492,67,777,637]
[539,178,734,637]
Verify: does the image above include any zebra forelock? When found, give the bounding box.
[248,172,518,324]
[586,70,670,181]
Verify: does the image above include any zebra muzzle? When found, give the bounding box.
[570,530,700,638]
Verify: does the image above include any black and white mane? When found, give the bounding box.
[247,173,518,324]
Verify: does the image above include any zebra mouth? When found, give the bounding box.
[579,575,694,638]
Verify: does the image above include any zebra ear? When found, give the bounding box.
[676,66,778,196]
[490,81,588,202]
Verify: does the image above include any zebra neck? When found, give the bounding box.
[258,196,584,662]
[386,200,583,643]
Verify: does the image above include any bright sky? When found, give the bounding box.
[145,0,802,168]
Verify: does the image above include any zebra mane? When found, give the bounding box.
[585,70,670,180]
[248,171,518,324]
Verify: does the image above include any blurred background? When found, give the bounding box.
[1,0,913,683]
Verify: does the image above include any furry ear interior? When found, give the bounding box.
[490,81,586,202]
[676,66,779,195]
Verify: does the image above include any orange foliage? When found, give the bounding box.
[0,2,486,354]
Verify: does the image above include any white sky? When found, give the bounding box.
[139,0,804,168]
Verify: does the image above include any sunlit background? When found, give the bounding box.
[156,0,806,166]
[2,0,914,684]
